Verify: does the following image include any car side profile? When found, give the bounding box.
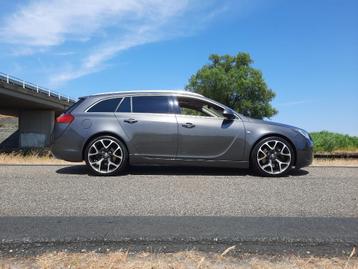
[51,91,313,177]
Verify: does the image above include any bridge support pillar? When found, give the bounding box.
[19,110,55,147]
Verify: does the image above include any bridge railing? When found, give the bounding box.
[0,72,76,103]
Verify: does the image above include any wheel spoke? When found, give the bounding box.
[265,142,273,150]
[96,140,104,149]
[272,141,278,150]
[261,162,273,172]
[107,161,110,172]
[258,156,266,161]
[90,158,104,167]
[275,159,290,171]
[108,159,120,168]
[257,149,267,161]
[88,144,100,156]
[92,144,99,152]
[104,140,113,149]
[265,141,277,150]
[112,152,122,159]
[113,145,123,158]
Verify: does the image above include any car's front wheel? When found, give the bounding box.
[251,136,294,177]
[84,135,128,176]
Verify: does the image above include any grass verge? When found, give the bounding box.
[311,131,358,153]
[0,150,71,165]
[1,249,357,269]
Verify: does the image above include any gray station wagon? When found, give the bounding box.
[51,90,313,176]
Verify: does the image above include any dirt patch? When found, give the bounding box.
[0,151,72,165]
[312,158,358,167]
[1,249,357,269]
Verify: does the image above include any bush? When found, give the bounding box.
[310,131,358,152]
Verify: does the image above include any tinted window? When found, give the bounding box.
[177,97,224,118]
[132,96,170,114]
[116,97,131,112]
[87,98,121,112]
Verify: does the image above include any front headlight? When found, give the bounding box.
[295,128,311,140]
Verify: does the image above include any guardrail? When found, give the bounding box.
[0,72,76,103]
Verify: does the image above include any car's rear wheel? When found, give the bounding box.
[84,135,128,176]
[251,136,294,177]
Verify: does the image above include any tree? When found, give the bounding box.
[185,52,277,119]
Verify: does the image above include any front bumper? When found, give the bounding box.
[295,139,314,168]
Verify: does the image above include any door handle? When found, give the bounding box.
[124,118,138,124]
[182,122,195,128]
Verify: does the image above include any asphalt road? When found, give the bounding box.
[0,165,357,254]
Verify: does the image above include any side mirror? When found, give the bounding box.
[223,109,235,120]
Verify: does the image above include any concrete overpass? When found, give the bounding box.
[0,73,76,149]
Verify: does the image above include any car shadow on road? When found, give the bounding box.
[56,165,309,177]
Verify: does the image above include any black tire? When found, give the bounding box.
[250,136,295,177]
[84,135,128,176]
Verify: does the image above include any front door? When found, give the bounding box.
[174,96,245,160]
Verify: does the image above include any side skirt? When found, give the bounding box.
[129,155,249,169]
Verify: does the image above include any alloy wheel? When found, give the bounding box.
[256,139,292,175]
[87,138,123,174]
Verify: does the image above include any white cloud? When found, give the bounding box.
[0,0,223,85]
[51,32,155,84]
[1,0,187,47]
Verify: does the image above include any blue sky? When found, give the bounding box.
[0,0,357,135]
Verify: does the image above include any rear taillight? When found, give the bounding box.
[56,113,74,124]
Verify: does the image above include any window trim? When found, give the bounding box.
[85,97,122,113]
[115,97,132,113]
[84,94,241,119]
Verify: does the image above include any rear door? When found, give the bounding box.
[174,96,245,160]
[114,95,178,158]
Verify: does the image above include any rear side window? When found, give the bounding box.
[132,96,171,114]
[87,98,122,112]
[116,97,131,112]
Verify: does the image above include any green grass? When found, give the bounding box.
[310,131,358,153]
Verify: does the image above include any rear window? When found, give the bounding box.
[132,96,170,114]
[87,98,122,112]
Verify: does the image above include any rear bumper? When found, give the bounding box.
[51,131,83,162]
[51,144,83,162]
[295,139,314,169]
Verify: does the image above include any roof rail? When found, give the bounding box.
[84,90,203,98]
